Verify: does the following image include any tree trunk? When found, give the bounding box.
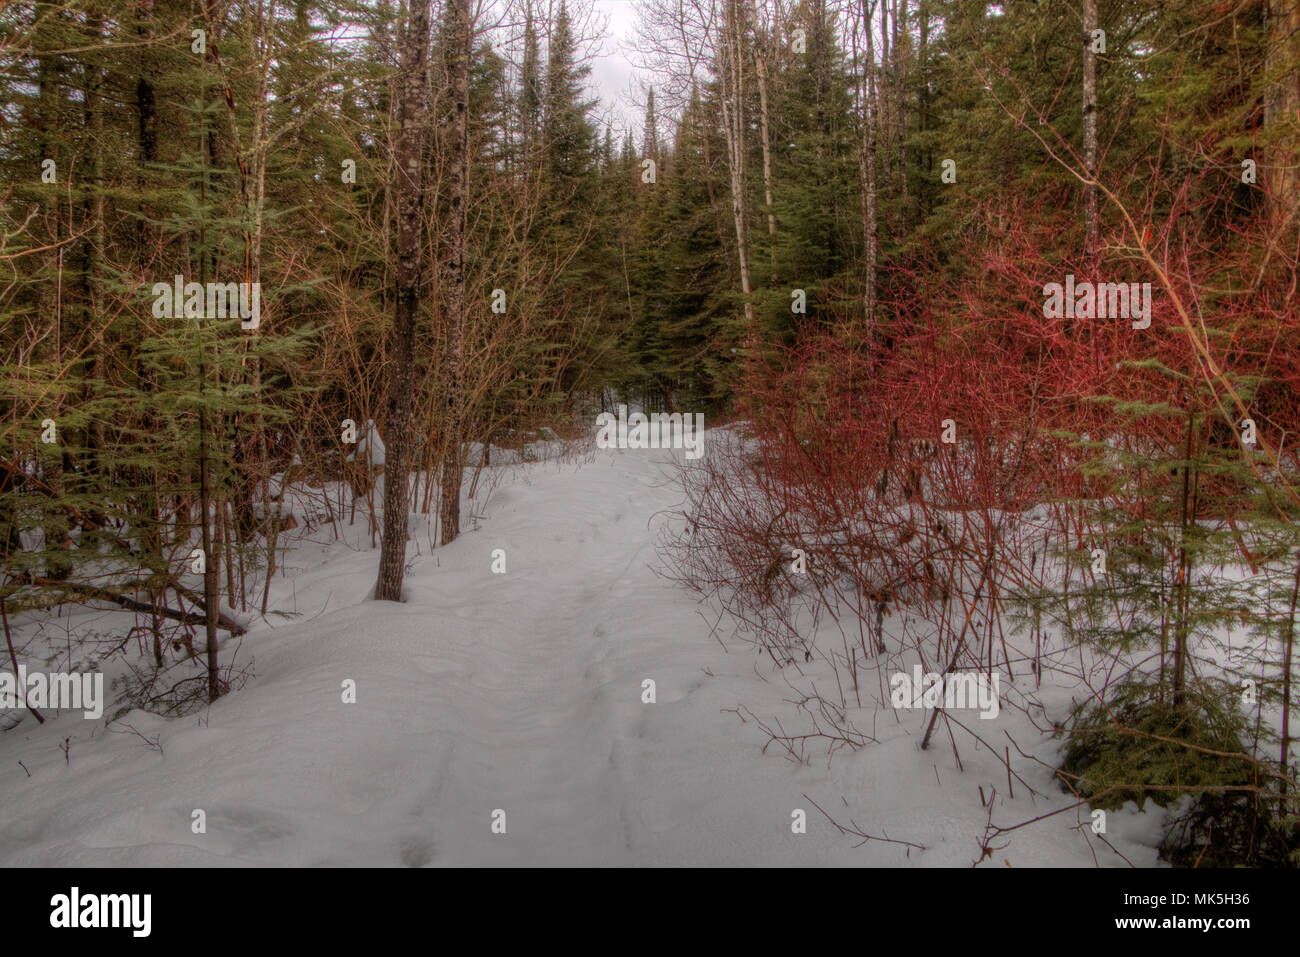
[858,0,878,328]
[1280,550,1299,802]
[719,0,755,337]
[135,0,157,168]
[1172,411,1195,710]
[197,105,222,701]
[1082,0,1099,259]
[439,0,471,547]
[877,0,891,200]
[375,0,432,602]
[889,0,907,226]
[250,0,275,611]
[750,0,777,280]
[814,0,827,167]
[1265,0,1300,217]
[198,384,221,699]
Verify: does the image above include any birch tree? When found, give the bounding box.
[1082,0,1098,259]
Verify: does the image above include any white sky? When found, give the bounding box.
[588,0,642,134]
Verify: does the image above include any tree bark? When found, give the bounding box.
[750,0,777,280]
[719,0,755,337]
[890,0,906,219]
[375,0,432,601]
[877,0,891,198]
[198,382,221,699]
[1279,550,1299,802]
[1265,0,1300,217]
[196,78,220,701]
[858,0,878,329]
[439,0,471,547]
[1083,0,1099,259]
[814,0,827,167]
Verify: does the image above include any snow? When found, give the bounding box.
[344,418,385,468]
[0,432,1169,866]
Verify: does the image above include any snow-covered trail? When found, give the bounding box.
[0,447,848,866]
[350,446,863,865]
[407,447,700,865]
[0,442,1160,866]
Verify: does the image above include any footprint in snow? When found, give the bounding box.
[400,835,435,867]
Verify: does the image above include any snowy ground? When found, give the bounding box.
[0,433,1167,866]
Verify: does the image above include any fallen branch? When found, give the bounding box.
[25,576,246,636]
[804,793,927,853]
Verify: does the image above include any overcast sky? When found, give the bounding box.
[588,0,642,133]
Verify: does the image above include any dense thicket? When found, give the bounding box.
[0,0,620,691]
[637,0,1300,862]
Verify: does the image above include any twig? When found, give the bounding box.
[804,793,927,852]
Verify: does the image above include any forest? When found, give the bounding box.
[1,0,1299,869]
